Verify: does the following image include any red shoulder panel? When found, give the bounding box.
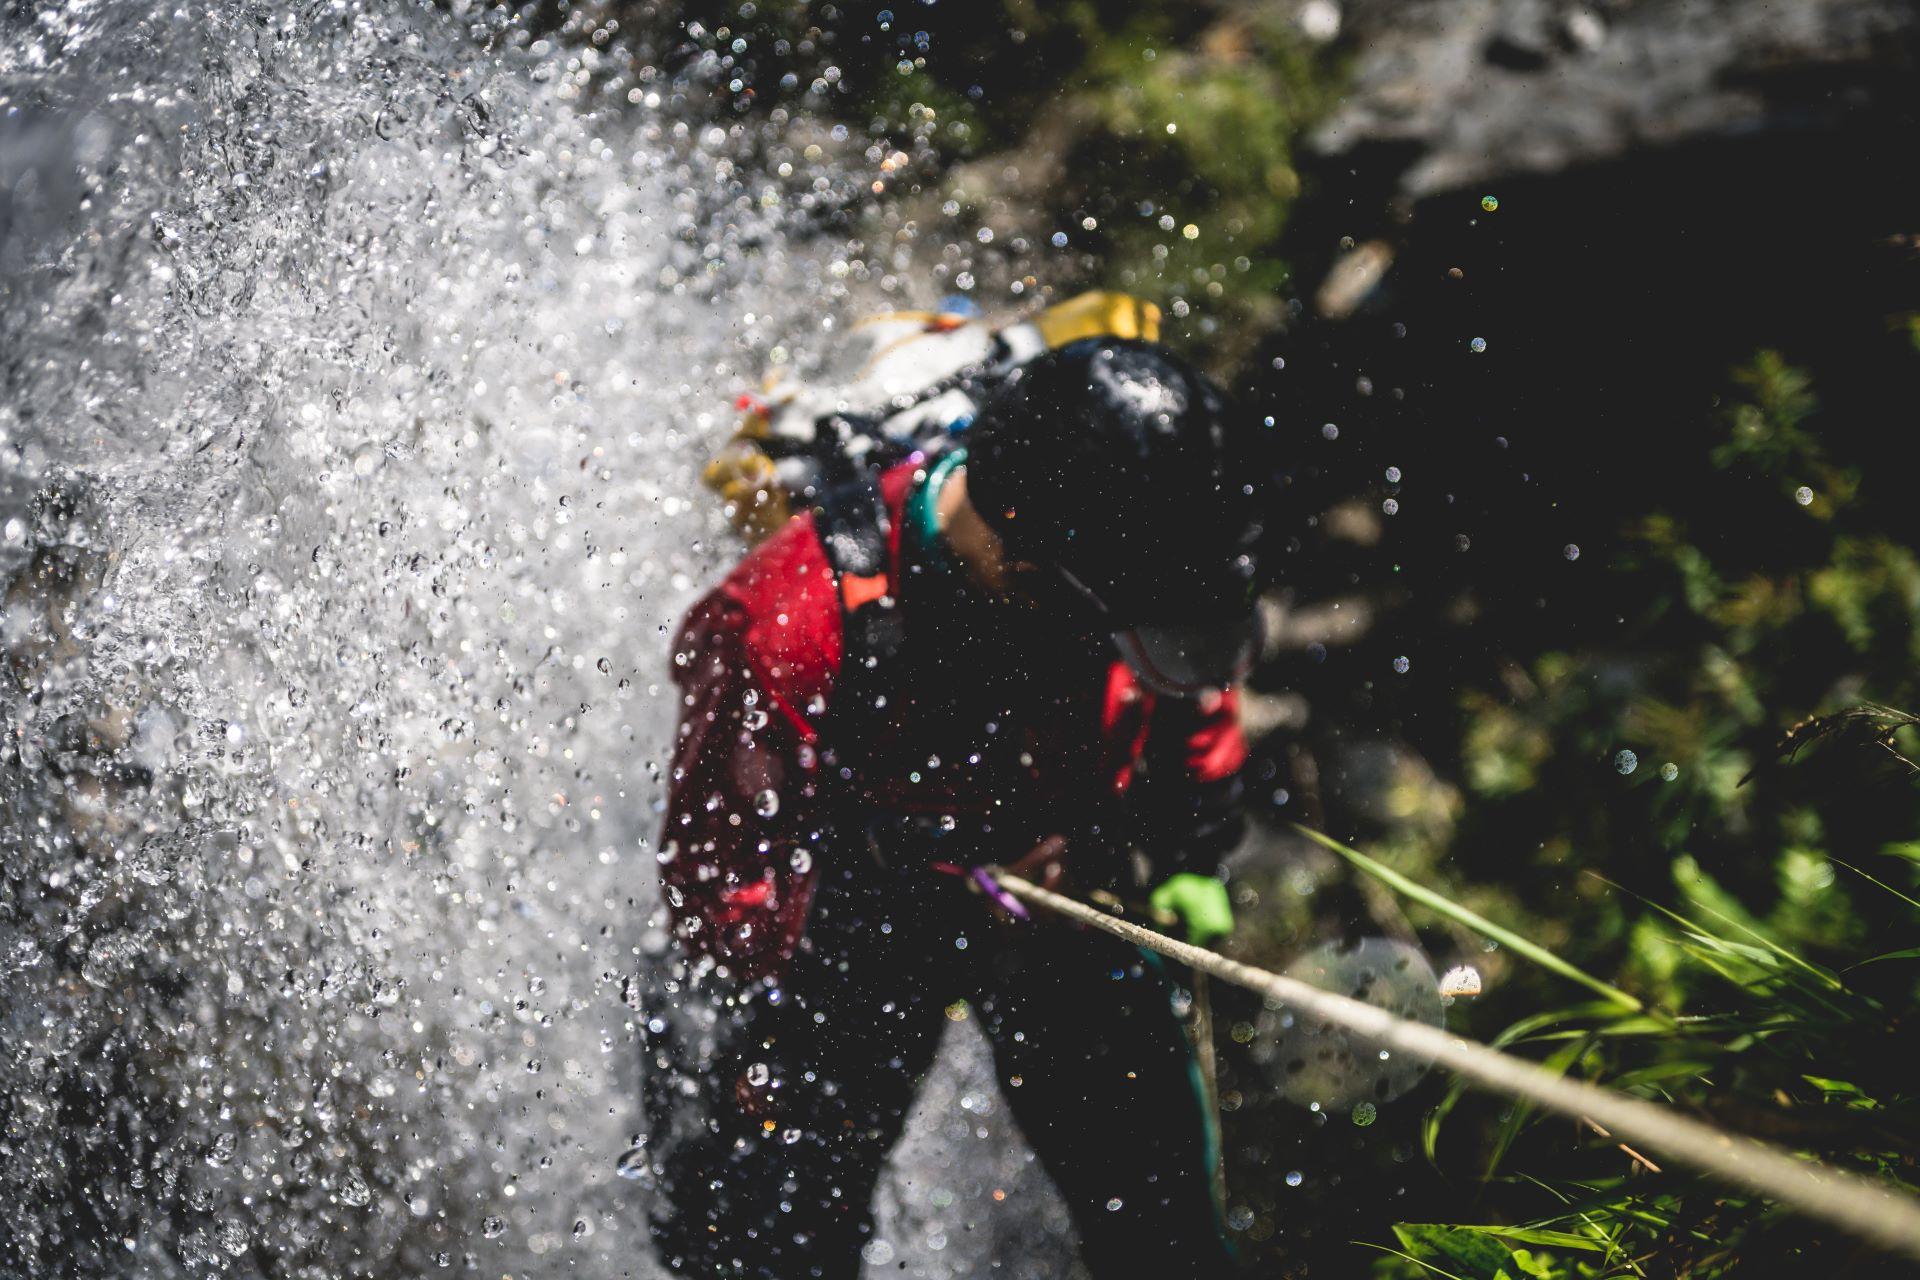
[718,462,921,740]
[716,512,841,741]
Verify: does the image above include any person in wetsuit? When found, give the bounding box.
[647,339,1267,1278]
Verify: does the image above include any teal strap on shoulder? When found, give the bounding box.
[904,446,967,572]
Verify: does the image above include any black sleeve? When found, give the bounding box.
[1126,693,1248,879]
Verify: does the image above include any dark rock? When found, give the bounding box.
[1315,0,1919,197]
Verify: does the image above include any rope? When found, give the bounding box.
[1189,969,1228,1215]
[992,872,1920,1264]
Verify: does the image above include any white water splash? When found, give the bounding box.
[1,2,1073,1275]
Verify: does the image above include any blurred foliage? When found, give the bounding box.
[1348,350,1920,1276]
[1362,852,1920,1279]
[599,0,1340,358]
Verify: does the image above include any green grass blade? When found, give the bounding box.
[1392,1224,1516,1278]
[1484,1034,1600,1180]
[1423,1077,1469,1167]
[1508,1181,1642,1275]
[1831,857,1920,913]
[1685,900,1845,991]
[1353,1242,1472,1280]
[1453,1224,1607,1253]
[1294,825,1646,1013]
[1607,1060,1716,1094]
[1851,947,1920,967]
[1594,872,1854,1010]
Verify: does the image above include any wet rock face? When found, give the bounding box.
[1316,0,1920,196]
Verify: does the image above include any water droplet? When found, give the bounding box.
[1351,1101,1377,1127]
[1285,1170,1304,1188]
[482,1216,506,1239]
[1660,762,1679,782]
[1258,938,1441,1106]
[1438,965,1482,998]
[339,1169,371,1207]
[615,1146,650,1181]
[1392,656,1410,674]
[1563,543,1581,561]
[1795,485,1814,506]
[1469,336,1487,353]
[1481,195,1499,212]
[1105,1197,1124,1211]
[753,789,780,818]
[1614,749,1639,775]
[746,1062,770,1087]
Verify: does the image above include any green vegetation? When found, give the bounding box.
[1342,350,1920,1275]
[1348,812,1919,1277]
[622,1,1340,356]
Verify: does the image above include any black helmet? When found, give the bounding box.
[966,338,1265,695]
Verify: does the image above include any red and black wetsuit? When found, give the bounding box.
[649,455,1246,1278]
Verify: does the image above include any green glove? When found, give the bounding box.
[1150,873,1235,947]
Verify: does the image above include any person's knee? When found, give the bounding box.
[646,1165,788,1278]
[649,1134,885,1279]
[650,1194,873,1280]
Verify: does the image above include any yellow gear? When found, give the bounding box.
[702,437,790,544]
[1030,290,1161,347]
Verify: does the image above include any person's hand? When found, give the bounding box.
[1149,873,1235,948]
[980,835,1067,924]
[1002,834,1068,893]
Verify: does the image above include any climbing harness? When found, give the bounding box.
[992,866,1920,1265]
[809,468,903,778]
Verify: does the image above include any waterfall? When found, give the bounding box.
[1,2,1074,1275]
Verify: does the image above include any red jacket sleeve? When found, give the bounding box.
[659,591,819,979]
[1132,686,1249,876]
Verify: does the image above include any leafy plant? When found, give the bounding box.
[1277,351,1920,1276]
[1338,751,1920,1277]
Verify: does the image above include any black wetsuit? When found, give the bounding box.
[645,853,1229,1279]
[646,454,1237,1277]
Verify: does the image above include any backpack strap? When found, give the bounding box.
[810,475,905,772]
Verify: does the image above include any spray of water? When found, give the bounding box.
[2,2,1074,1274]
